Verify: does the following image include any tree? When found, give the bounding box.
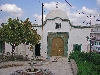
[0,17,41,59]
[20,18,41,45]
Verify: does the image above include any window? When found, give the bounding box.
[73,44,81,51]
[98,47,100,50]
[95,41,96,45]
[97,42,99,45]
[55,23,61,29]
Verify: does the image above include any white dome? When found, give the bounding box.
[45,9,68,20]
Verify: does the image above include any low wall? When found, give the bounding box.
[70,59,78,75]
[0,61,30,68]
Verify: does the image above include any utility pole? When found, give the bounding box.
[42,3,44,56]
[89,37,92,62]
[86,36,92,62]
[42,3,43,30]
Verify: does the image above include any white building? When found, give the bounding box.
[90,24,100,45]
[0,8,92,58]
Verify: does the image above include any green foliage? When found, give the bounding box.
[19,18,41,45]
[0,17,41,46]
[69,51,100,75]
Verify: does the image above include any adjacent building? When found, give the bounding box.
[90,24,100,46]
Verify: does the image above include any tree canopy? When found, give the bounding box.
[0,17,41,46]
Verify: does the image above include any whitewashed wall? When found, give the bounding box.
[25,44,34,59]
[42,18,71,57]
[37,18,92,57]
[68,27,91,55]
[5,43,12,54]
[5,43,26,56]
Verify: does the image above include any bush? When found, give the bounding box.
[69,51,100,75]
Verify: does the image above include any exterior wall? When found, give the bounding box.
[16,43,26,56]
[68,28,91,55]
[5,43,33,58]
[42,18,71,57]
[5,43,26,55]
[98,28,100,32]
[91,25,100,39]
[35,18,92,57]
[90,25,100,46]
[5,43,12,54]
[25,44,34,59]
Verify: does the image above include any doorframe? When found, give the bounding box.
[47,32,69,57]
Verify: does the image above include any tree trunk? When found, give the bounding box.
[11,45,15,60]
[24,44,26,56]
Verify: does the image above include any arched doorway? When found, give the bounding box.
[51,37,64,56]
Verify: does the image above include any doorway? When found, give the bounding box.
[35,44,40,56]
[0,41,5,53]
[51,37,64,56]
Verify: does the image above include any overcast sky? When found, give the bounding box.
[0,0,100,26]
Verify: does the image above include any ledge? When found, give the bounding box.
[0,61,30,69]
[70,59,78,75]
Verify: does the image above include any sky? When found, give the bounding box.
[0,0,100,26]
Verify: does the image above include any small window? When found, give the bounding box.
[95,41,96,45]
[55,23,61,29]
[97,42,99,45]
[99,42,100,45]
[98,47,100,50]
[73,44,81,51]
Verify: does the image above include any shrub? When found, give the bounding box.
[69,51,100,75]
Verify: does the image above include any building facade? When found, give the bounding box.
[0,8,93,58]
[90,24,100,46]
